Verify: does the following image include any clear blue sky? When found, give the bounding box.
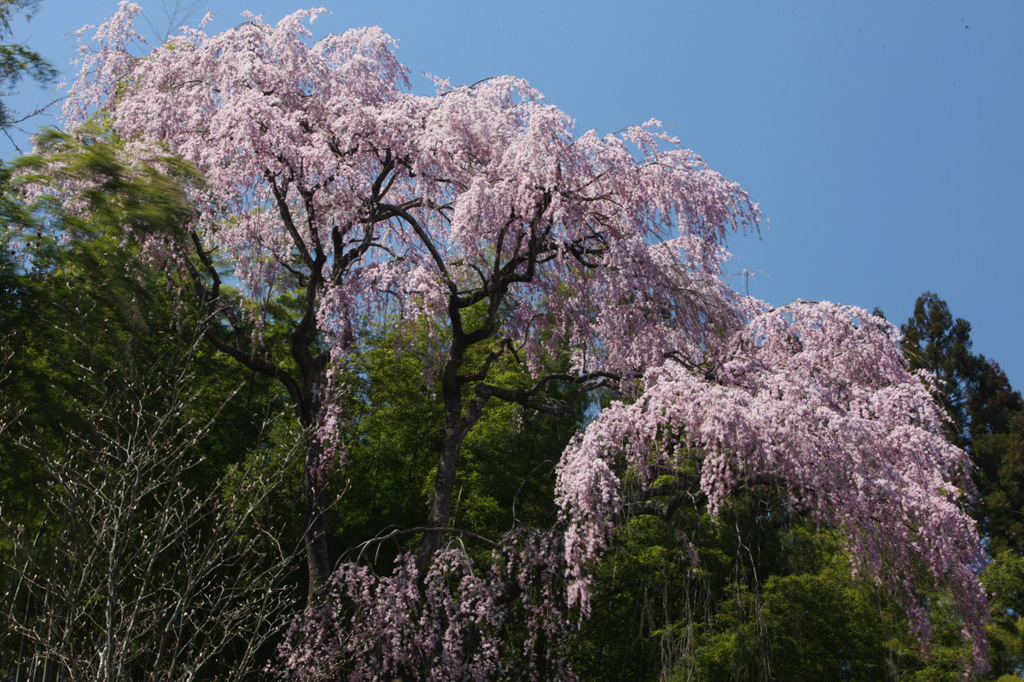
[8,0,1023,389]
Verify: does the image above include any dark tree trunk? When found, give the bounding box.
[295,350,333,603]
[415,321,496,574]
[302,436,332,603]
[416,389,467,573]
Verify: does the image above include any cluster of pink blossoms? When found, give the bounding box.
[280,532,572,681]
[556,301,988,667]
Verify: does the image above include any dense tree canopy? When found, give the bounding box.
[57,1,761,605]
[0,3,998,679]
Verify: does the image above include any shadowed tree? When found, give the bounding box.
[1,337,298,681]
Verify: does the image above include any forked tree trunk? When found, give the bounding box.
[415,330,494,574]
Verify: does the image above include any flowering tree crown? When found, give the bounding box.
[54,3,989,676]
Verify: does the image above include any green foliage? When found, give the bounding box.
[14,125,201,241]
[900,293,1024,520]
[571,465,1006,682]
[331,319,575,570]
[1,127,304,676]
[455,350,573,538]
[984,551,1024,677]
[334,329,444,558]
[1,335,298,680]
[0,128,242,518]
[901,292,982,447]
[574,487,898,681]
[987,548,1024,675]
[971,394,1024,557]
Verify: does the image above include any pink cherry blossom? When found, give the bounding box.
[557,301,988,670]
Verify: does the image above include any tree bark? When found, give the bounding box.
[302,437,332,603]
[416,362,468,574]
[295,348,333,603]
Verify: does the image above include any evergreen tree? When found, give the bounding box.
[901,292,1024,553]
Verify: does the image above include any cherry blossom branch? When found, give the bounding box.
[351,525,498,565]
[476,370,619,416]
[264,171,314,270]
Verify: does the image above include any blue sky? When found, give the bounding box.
[7,0,1023,389]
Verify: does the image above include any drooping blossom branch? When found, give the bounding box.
[556,301,988,670]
